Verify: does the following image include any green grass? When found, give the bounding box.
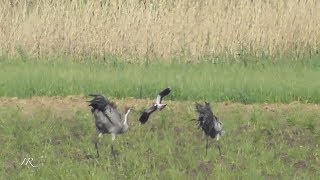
[0,55,320,103]
[0,99,319,179]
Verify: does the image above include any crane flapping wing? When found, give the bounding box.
[88,94,122,127]
[139,105,157,124]
[156,87,171,104]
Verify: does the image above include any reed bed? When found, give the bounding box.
[0,0,319,61]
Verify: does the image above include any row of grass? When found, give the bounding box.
[0,55,320,103]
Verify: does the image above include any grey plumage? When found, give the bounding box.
[88,94,131,158]
[194,102,224,155]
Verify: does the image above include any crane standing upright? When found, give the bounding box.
[194,102,224,156]
[88,94,131,158]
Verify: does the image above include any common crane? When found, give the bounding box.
[139,87,171,124]
[88,94,131,158]
[194,102,224,156]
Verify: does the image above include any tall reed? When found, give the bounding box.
[0,0,319,61]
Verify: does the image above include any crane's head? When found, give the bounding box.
[124,106,131,114]
[124,106,131,115]
[158,104,167,111]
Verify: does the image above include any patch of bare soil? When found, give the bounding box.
[198,160,213,173]
[4,160,18,173]
[0,96,319,119]
[0,96,156,119]
[293,160,307,170]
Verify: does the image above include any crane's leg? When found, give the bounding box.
[94,142,100,158]
[217,144,222,156]
[111,145,116,159]
[94,133,103,158]
[205,136,209,156]
[110,133,118,159]
[215,134,222,156]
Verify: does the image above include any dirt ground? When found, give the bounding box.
[0,96,319,118]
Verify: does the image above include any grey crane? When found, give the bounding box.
[88,94,131,158]
[194,102,224,156]
[139,87,171,124]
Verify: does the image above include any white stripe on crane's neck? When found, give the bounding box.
[123,109,131,125]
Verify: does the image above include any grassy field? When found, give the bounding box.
[0,0,319,59]
[0,97,319,179]
[0,1,319,178]
[1,56,320,103]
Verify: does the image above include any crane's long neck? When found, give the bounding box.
[123,109,131,125]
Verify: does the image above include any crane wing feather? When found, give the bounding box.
[103,105,123,127]
[156,87,171,104]
[89,94,123,132]
[139,105,157,124]
[195,102,224,139]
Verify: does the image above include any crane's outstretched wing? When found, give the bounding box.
[139,105,157,124]
[155,87,171,104]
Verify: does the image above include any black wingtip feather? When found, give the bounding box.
[159,87,171,97]
[139,112,150,124]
